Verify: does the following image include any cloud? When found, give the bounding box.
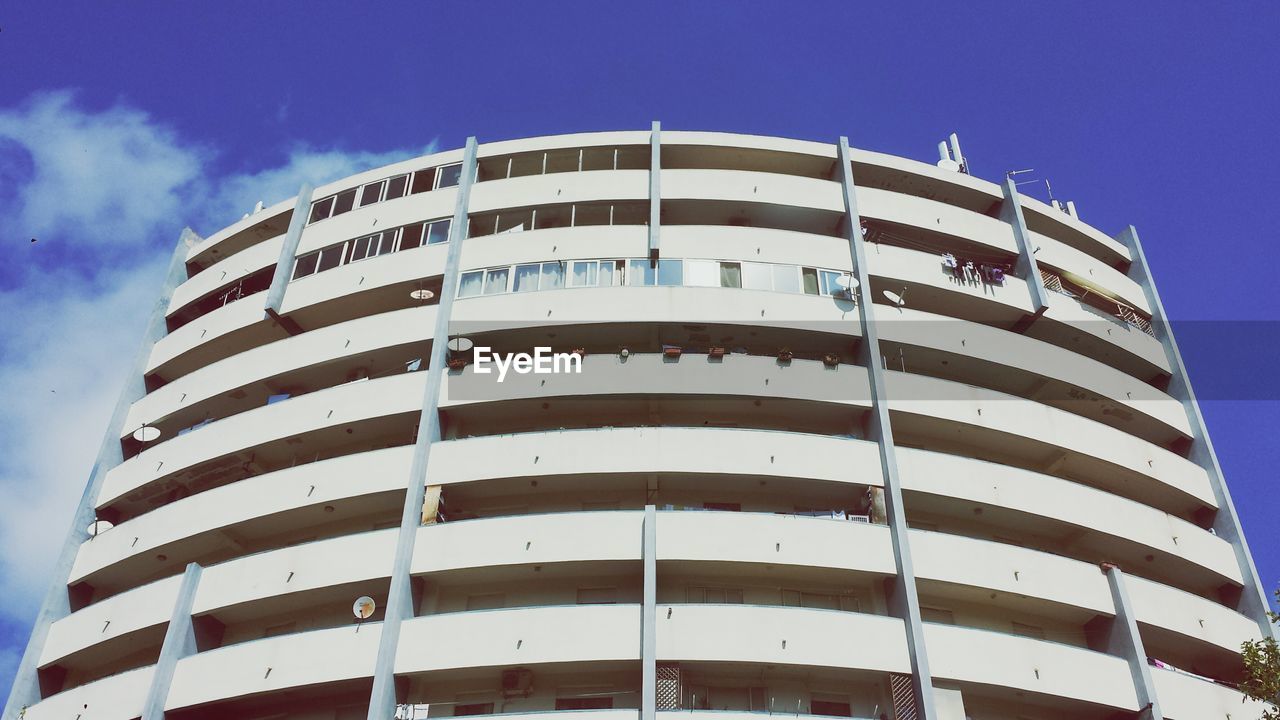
[0,90,435,697]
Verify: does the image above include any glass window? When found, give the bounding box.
[483,267,509,294]
[571,260,598,287]
[541,261,564,290]
[359,181,383,207]
[600,260,620,286]
[719,262,742,288]
[801,267,820,295]
[437,163,463,188]
[292,252,319,279]
[819,270,843,296]
[316,244,345,272]
[308,196,334,224]
[513,264,541,292]
[410,168,434,194]
[742,262,773,290]
[458,271,483,297]
[332,188,357,216]
[657,258,682,286]
[684,259,719,287]
[374,230,395,257]
[773,264,800,293]
[349,235,375,262]
[400,223,425,250]
[385,174,408,200]
[427,218,451,244]
[627,259,655,286]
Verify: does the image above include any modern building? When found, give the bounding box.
[4,128,1274,720]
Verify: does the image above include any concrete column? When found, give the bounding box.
[641,505,657,720]
[263,183,315,336]
[140,563,204,720]
[648,121,661,261]
[1098,564,1164,719]
[367,137,479,720]
[836,138,938,720]
[3,229,197,720]
[999,178,1050,319]
[1117,225,1275,640]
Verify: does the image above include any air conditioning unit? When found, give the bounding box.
[502,667,534,698]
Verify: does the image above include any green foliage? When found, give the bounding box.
[1240,589,1280,720]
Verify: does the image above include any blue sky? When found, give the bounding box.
[1,1,1278,697]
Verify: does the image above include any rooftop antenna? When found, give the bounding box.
[949,133,968,174]
[935,134,967,173]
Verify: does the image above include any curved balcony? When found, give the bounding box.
[926,623,1139,711]
[39,574,180,668]
[21,664,153,720]
[897,447,1242,595]
[461,224,648,272]
[1126,574,1261,655]
[663,168,843,213]
[1034,290,1170,377]
[412,511,644,574]
[1031,229,1149,315]
[100,371,425,511]
[296,183,458,257]
[656,511,894,575]
[657,604,909,673]
[187,197,293,273]
[164,624,380,712]
[73,446,410,590]
[168,234,283,316]
[125,305,434,437]
[1152,666,1267,720]
[469,167,649,215]
[428,427,882,489]
[910,530,1114,617]
[396,605,642,673]
[875,304,1191,443]
[1018,194,1131,269]
[146,291,278,380]
[885,370,1214,515]
[858,185,1019,255]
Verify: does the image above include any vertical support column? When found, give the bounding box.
[648,121,661,262]
[1100,564,1163,719]
[3,229,196,720]
[263,182,315,336]
[141,563,204,720]
[1117,225,1275,640]
[836,138,938,720]
[641,505,657,720]
[999,178,1050,318]
[367,137,479,720]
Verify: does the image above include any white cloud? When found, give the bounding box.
[0,91,436,692]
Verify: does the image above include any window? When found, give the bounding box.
[627,259,656,286]
[465,593,505,610]
[427,218,452,244]
[308,196,334,223]
[292,252,320,280]
[316,244,345,272]
[483,267,509,294]
[437,163,464,188]
[656,258,682,286]
[349,231,394,262]
[400,223,425,250]
[576,587,618,604]
[720,261,742,288]
[684,259,720,287]
[513,263,541,293]
[410,167,435,194]
[571,260,598,287]
[332,188,357,217]
[459,271,484,298]
[359,180,384,207]
[687,586,743,603]
[453,703,494,716]
[742,262,773,290]
[541,261,564,290]
[773,264,800,293]
[556,698,613,711]
[385,174,409,200]
[819,270,844,296]
[801,267,820,295]
[810,699,852,717]
[920,606,955,624]
[1011,621,1046,640]
[781,590,841,611]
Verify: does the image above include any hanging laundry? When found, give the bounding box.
[941,253,957,272]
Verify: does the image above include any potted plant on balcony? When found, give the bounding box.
[823,353,839,368]
[777,347,793,364]
[447,356,467,370]
[708,346,727,359]
[663,345,682,359]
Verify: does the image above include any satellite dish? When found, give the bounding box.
[133,425,161,443]
[409,289,435,301]
[87,519,113,536]
[353,596,376,620]
[936,158,961,172]
[834,275,859,291]
[882,290,906,307]
[448,337,474,353]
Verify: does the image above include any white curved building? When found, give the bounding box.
[4,128,1274,720]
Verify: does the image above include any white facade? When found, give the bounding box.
[4,130,1273,720]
